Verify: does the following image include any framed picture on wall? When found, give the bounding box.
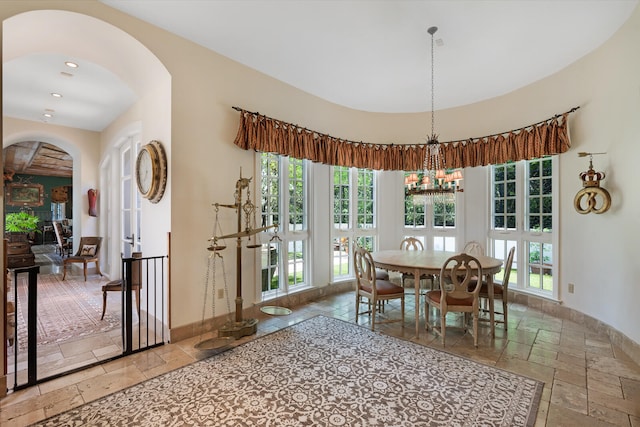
[6,183,44,207]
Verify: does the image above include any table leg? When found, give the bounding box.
[415,267,421,337]
[487,273,495,337]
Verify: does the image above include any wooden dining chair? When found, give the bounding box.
[62,236,103,281]
[477,246,515,330]
[101,252,143,320]
[425,253,483,347]
[463,240,485,256]
[354,245,405,331]
[399,237,436,291]
[52,221,72,257]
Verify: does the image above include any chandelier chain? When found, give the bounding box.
[430,27,435,141]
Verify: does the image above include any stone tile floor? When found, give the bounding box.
[2,290,639,426]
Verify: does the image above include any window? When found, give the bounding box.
[489,157,557,298]
[403,171,458,251]
[260,154,309,299]
[332,167,378,280]
[51,202,66,221]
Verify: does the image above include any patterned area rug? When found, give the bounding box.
[11,272,120,351]
[35,316,543,426]
[32,244,63,266]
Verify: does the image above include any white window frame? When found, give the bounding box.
[258,153,310,301]
[330,166,379,281]
[488,157,559,301]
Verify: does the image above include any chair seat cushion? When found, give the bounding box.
[65,255,96,262]
[102,280,123,292]
[375,269,390,281]
[426,290,474,306]
[360,279,404,295]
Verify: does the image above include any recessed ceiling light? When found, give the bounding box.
[51,92,62,98]
[43,113,53,118]
[44,108,55,112]
[60,71,74,78]
[65,61,78,68]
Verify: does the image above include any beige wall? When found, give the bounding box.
[2,1,639,348]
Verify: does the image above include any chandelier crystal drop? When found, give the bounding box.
[405,26,463,205]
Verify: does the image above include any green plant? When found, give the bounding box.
[5,211,40,234]
[529,246,550,264]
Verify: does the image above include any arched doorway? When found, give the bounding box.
[2,9,171,391]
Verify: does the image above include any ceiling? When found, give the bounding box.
[3,0,638,177]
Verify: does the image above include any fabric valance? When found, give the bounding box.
[232,106,577,171]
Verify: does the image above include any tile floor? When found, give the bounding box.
[2,289,640,426]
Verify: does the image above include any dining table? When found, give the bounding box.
[371,249,503,338]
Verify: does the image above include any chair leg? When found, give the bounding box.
[101,291,108,320]
[473,312,479,348]
[83,262,88,281]
[371,297,377,331]
[440,311,446,346]
[95,260,103,277]
[62,263,67,280]
[502,298,508,330]
[424,299,430,330]
[355,294,360,323]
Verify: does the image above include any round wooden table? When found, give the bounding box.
[371,250,503,338]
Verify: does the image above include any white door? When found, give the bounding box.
[120,137,142,258]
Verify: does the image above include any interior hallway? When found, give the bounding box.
[2,286,640,426]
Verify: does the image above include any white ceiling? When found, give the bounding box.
[2,0,638,132]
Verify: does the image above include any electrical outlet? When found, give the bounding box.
[217,289,225,299]
[568,283,575,294]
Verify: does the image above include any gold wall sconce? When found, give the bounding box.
[574,152,611,214]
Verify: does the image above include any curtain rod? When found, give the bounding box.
[231,105,580,147]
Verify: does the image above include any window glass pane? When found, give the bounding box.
[355,236,374,252]
[332,237,350,278]
[333,166,350,230]
[261,243,280,292]
[288,158,305,231]
[261,153,280,228]
[404,172,427,228]
[527,241,552,291]
[492,239,518,287]
[288,240,305,287]
[527,157,552,233]
[357,169,374,229]
[492,163,516,231]
[433,200,455,228]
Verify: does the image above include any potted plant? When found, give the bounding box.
[5,211,40,242]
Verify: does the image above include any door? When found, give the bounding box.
[120,137,142,257]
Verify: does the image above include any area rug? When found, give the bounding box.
[11,273,121,351]
[34,316,543,426]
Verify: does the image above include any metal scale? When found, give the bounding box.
[195,170,290,351]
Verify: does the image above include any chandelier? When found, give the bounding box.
[405,26,463,204]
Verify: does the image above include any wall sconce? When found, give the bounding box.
[574,152,611,214]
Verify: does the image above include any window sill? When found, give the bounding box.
[510,287,561,304]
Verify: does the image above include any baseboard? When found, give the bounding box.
[510,290,640,368]
[169,281,353,343]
